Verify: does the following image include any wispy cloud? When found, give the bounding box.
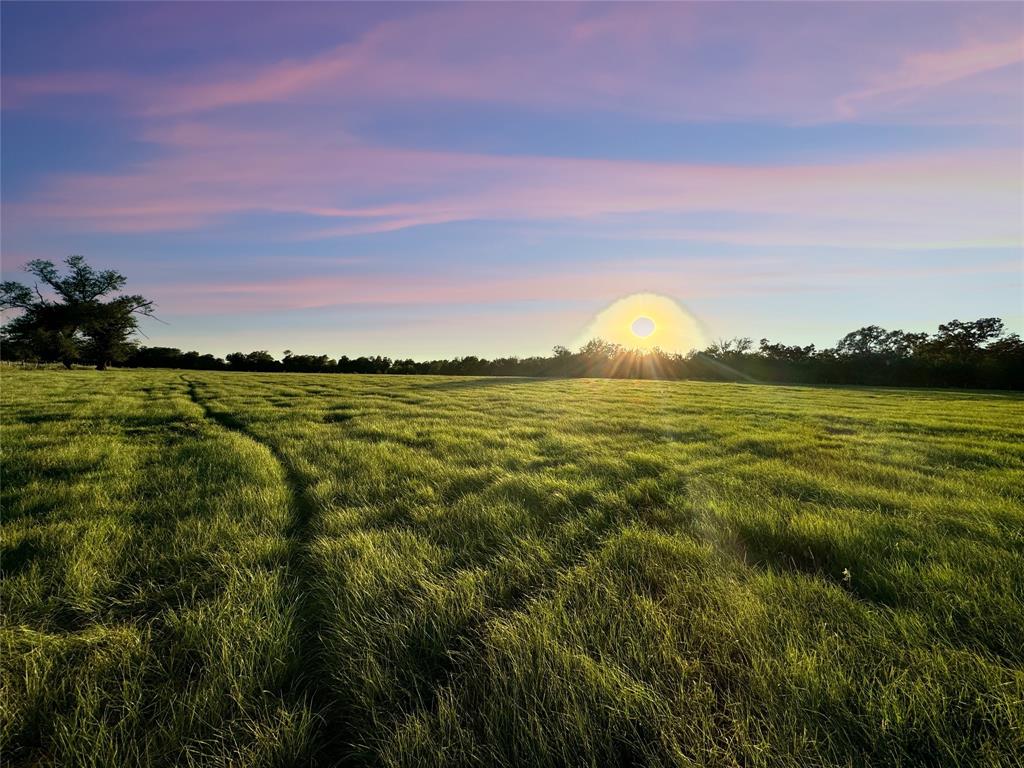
[142,44,360,116]
[14,133,1020,250]
[2,71,139,109]
[145,253,1022,316]
[140,262,812,315]
[836,33,1024,119]
[6,4,1021,125]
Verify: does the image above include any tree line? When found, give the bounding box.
[3,256,1021,389]
[115,322,1021,389]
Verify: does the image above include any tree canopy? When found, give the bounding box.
[1,255,154,369]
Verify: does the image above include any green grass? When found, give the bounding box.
[2,369,1022,767]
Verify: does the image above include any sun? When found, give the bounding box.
[631,316,656,338]
[576,293,705,353]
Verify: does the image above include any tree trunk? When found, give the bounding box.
[62,359,73,370]
[96,360,108,371]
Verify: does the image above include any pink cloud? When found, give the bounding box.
[142,252,1021,317]
[143,45,359,116]
[4,6,1020,253]
[151,8,1024,125]
[1,71,138,109]
[836,33,1024,119]
[147,270,669,313]
[144,258,789,315]
[6,4,1021,125]
[12,132,1019,250]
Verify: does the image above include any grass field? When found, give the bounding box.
[2,368,1022,767]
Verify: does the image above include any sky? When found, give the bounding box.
[2,1,1022,359]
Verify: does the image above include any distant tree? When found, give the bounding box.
[980,333,1024,389]
[703,337,754,357]
[226,350,280,372]
[128,346,184,368]
[911,318,1008,388]
[985,332,1023,357]
[1,255,154,369]
[579,338,622,359]
[930,318,1004,358]
[835,326,926,358]
[758,339,816,361]
[283,353,334,373]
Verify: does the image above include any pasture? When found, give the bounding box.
[2,368,1022,767]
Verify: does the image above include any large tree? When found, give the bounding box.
[1,255,154,370]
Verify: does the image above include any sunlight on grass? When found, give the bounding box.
[2,368,1022,766]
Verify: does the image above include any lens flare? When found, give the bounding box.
[577,293,706,353]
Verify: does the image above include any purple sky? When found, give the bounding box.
[2,2,1022,358]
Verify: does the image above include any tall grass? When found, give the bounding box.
[2,369,1022,766]
[2,373,316,766]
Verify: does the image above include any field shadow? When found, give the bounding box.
[180,374,354,764]
[731,520,903,610]
[9,412,70,425]
[323,412,355,424]
[0,538,42,577]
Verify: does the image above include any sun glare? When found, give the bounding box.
[578,293,706,353]
[631,316,656,338]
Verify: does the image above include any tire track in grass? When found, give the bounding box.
[181,375,351,766]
